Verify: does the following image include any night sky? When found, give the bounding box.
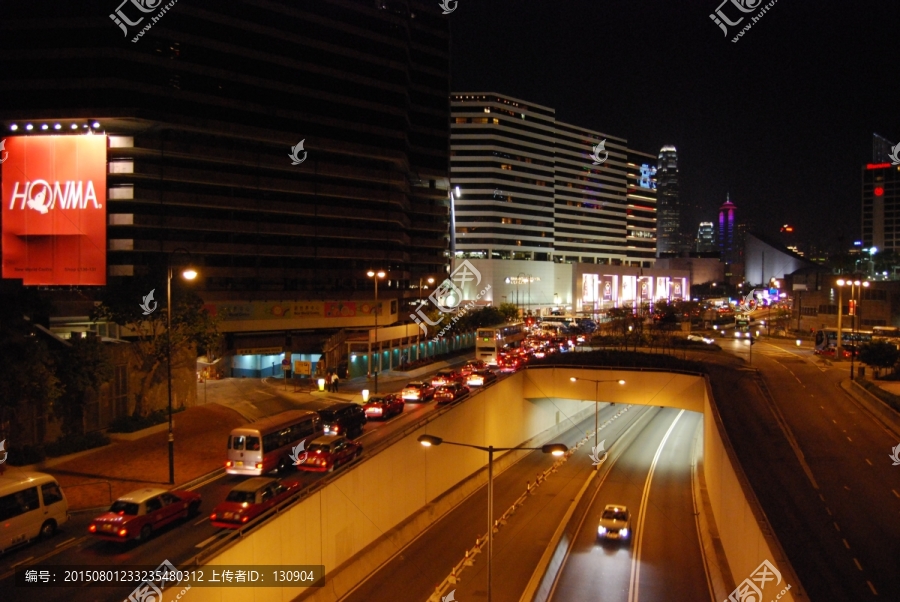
[449,0,900,254]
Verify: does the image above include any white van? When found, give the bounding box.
[0,471,69,554]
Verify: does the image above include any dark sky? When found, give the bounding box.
[449,0,900,254]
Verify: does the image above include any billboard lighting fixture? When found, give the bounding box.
[25,124,33,130]
[54,124,61,130]
[70,124,78,130]
[92,121,100,129]
[9,124,17,131]
[41,124,48,130]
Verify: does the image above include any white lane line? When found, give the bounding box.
[842,538,850,549]
[847,436,853,442]
[867,580,879,595]
[892,489,900,499]
[55,538,75,548]
[853,558,863,571]
[865,458,872,466]
[833,522,841,532]
[628,409,685,602]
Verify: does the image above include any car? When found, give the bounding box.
[318,403,367,438]
[687,334,715,344]
[435,383,470,405]
[460,359,486,376]
[431,369,464,387]
[466,369,497,387]
[296,435,362,472]
[88,487,201,543]
[597,504,631,541]
[497,357,522,373]
[209,477,300,529]
[401,381,435,402]
[363,394,405,419]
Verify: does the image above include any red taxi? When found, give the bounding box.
[296,435,362,473]
[210,477,300,529]
[363,394,405,419]
[88,487,201,543]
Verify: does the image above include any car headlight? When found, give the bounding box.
[620,528,629,538]
[598,526,607,535]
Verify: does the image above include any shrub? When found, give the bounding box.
[107,408,183,433]
[44,431,110,458]
[6,444,47,466]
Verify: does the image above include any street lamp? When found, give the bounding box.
[569,376,625,468]
[837,279,869,379]
[367,270,386,392]
[167,249,198,485]
[449,186,461,258]
[516,272,527,318]
[417,434,567,602]
[419,276,435,304]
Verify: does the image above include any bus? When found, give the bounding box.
[226,410,321,476]
[0,471,69,554]
[734,315,752,337]
[475,322,526,364]
[814,328,873,352]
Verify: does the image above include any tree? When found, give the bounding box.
[498,303,519,322]
[92,277,220,417]
[52,336,114,435]
[858,341,900,378]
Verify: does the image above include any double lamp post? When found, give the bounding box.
[417,435,567,602]
[569,376,625,467]
[835,278,869,380]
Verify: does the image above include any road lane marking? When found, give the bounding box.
[833,522,841,532]
[842,538,850,548]
[892,489,899,499]
[867,580,878,595]
[865,458,872,466]
[847,436,852,442]
[196,535,218,548]
[55,538,75,548]
[853,558,863,571]
[628,409,685,602]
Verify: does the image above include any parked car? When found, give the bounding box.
[296,435,362,472]
[435,383,470,405]
[317,403,367,438]
[401,381,435,402]
[88,487,201,543]
[466,369,497,387]
[597,504,631,541]
[210,477,300,529]
[460,359,486,376]
[431,369,464,387]
[363,394,405,419]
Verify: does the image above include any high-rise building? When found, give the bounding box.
[656,145,682,255]
[1,1,451,297]
[718,194,737,262]
[696,222,716,252]
[863,135,900,254]
[450,93,656,267]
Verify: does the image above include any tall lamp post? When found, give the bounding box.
[167,250,198,485]
[417,435,567,602]
[834,280,844,360]
[418,276,435,304]
[569,376,625,468]
[838,278,869,379]
[367,270,386,392]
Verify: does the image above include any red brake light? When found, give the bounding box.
[89,524,96,533]
[255,462,263,469]
[118,528,128,537]
[225,460,233,468]
[210,513,217,520]
[241,516,249,523]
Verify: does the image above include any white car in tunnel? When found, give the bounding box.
[597,504,631,541]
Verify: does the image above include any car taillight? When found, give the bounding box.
[255,462,263,469]
[225,460,233,468]
[210,513,217,520]
[118,528,128,537]
[241,516,249,523]
[89,524,96,533]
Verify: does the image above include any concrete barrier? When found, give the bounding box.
[182,367,804,602]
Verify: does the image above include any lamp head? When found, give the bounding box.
[617,380,625,385]
[542,443,568,456]
[182,268,198,280]
[418,434,442,447]
[569,377,577,382]
[836,279,845,286]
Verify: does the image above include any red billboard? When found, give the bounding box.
[2,135,107,285]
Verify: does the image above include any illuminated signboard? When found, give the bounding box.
[639,164,657,189]
[2,136,107,285]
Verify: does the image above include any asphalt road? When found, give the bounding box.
[549,408,709,602]
[715,336,900,601]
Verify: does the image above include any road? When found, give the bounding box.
[340,406,711,602]
[715,335,900,601]
[548,409,707,602]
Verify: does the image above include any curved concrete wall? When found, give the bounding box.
[184,367,800,602]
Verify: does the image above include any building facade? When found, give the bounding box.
[696,222,716,252]
[718,194,737,263]
[450,93,657,268]
[862,161,900,254]
[656,145,683,255]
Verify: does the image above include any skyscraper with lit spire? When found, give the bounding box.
[718,194,737,262]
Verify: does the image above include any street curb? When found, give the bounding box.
[107,421,170,441]
[840,379,900,439]
[9,441,120,472]
[691,416,732,602]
